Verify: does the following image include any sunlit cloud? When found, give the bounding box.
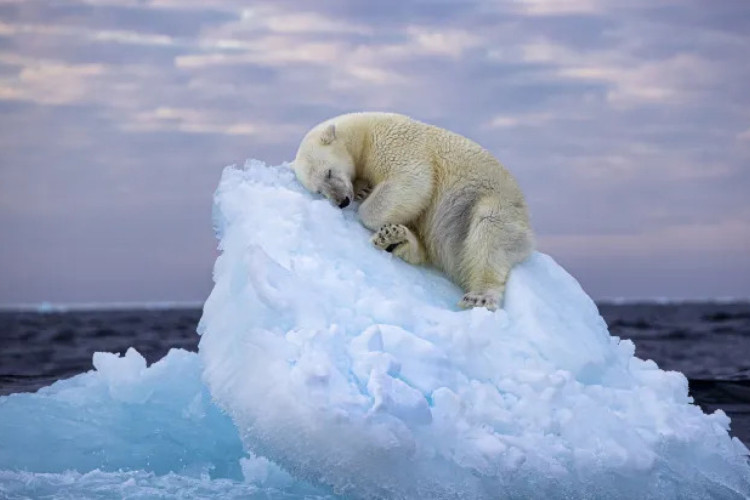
[513,0,601,16]
[512,0,682,16]
[0,21,179,46]
[127,107,259,136]
[487,112,557,128]
[238,6,372,35]
[123,106,301,142]
[0,54,107,105]
[405,26,481,58]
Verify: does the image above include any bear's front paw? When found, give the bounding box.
[354,182,373,202]
[371,223,408,253]
[459,292,499,311]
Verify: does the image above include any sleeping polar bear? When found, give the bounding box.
[292,112,534,311]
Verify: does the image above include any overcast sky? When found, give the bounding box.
[1,0,749,304]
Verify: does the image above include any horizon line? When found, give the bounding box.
[1,297,749,313]
[0,300,206,313]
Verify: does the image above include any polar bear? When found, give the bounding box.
[292,112,533,310]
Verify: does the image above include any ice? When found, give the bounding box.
[198,161,750,499]
[0,347,330,498]
[0,469,330,500]
[1,160,748,499]
[0,348,243,478]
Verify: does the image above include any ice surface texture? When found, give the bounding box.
[197,161,750,499]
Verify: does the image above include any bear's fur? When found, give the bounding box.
[293,112,534,310]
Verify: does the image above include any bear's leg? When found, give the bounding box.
[358,174,433,231]
[371,223,426,265]
[457,197,532,311]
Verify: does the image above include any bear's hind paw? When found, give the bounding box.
[459,292,499,311]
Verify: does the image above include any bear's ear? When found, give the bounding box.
[320,123,336,145]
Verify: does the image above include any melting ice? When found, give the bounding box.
[1,160,749,499]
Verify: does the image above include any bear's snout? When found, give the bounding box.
[338,197,350,209]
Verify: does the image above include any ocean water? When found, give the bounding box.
[1,302,748,447]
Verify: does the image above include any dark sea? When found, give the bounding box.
[1,302,748,446]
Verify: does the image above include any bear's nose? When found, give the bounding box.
[338,197,350,209]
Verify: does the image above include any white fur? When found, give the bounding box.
[293,112,534,310]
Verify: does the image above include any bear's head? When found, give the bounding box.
[293,122,355,209]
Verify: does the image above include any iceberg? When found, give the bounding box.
[197,161,750,499]
[1,160,748,499]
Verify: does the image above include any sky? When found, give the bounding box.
[0,0,749,304]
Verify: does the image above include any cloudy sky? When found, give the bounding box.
[0,0,748,304]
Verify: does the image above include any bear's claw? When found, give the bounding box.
[459,292,499,311]
[354,181,373,202]
[372,223,408,253]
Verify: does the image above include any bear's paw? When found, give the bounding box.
[372,223,409,253]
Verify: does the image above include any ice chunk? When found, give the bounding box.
[0,347,331,498]
[199,161,750,499]
[0,349,244,478]
[0,469,334,499]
